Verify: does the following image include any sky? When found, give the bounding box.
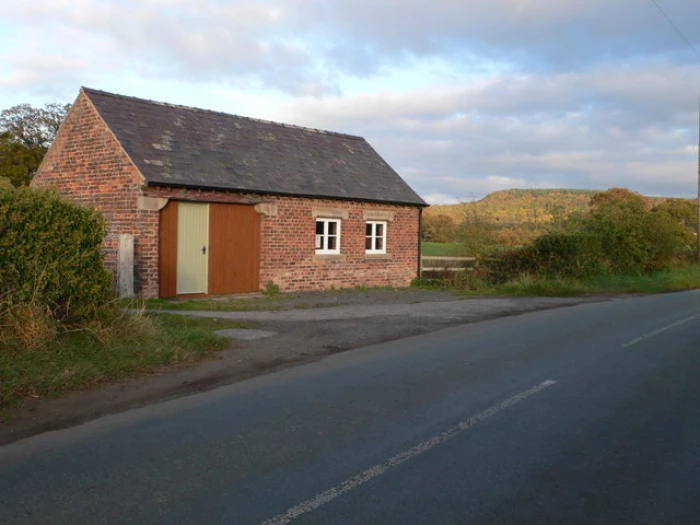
[3,0,700,204]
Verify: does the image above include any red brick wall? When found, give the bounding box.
[258,196,420,291]
[145,190,421,294]
[31,91,159,296]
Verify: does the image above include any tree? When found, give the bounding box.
[0,131,46,187]
[652,198,698,231]
[577,188,691,272]
[0,103,70,149]
[0,102,70,186]
[421,214,457,243]
[487,187,694,283]
[588,187,650,215]
[458,206,498,259]
[0,170,12,191]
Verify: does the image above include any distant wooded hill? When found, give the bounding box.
[424,188,676,225]
[422,188,691,247]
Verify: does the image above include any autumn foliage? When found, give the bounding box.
[485,188,696,282]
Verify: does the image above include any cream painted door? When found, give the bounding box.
[177,202,210,294]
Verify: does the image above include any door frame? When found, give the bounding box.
[176,201,210,295]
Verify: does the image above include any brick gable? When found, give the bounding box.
[32,92,159,295]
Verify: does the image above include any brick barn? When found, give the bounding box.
[32,88,426,298]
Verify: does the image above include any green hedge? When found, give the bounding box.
[530,233,604,278]
[484,194,695,284]
[0,186,113,324]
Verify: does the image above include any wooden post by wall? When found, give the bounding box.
[118,233,134,297]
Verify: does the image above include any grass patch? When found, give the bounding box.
[0,312,250,412]
[582,265,700,294]
[328,285,401,294]
[129,286,406,312]
[494,275,588,297]
[421,242,466,257]
[413,264,700,297]
[129,297,286,312]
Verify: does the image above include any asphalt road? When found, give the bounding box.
[2,291,700,524]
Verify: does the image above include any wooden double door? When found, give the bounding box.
[159,201,260,297]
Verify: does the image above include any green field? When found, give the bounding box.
[421,242,465,256]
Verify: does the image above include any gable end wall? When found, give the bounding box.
[31,92,158,295]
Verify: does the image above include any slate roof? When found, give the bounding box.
[82,88,426,206]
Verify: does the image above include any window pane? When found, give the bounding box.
[328,221,337,235]
[328,236,336,250]
[376,223,384,237]
[376,237,383,250]
[316,221,324,235]
[366,237,372,250]
[316,235,323,249]
[366,223,372,236]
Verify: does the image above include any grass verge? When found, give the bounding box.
[130,288,403,312]
[130,297,286,312]
[413,264,700,296]
[0,312,251,413]
[583,265,700,293]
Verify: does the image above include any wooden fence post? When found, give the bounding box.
[117,233,134,298]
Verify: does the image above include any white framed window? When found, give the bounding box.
[365,221,387,254]
[315,218,341,254]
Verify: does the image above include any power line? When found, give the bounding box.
[649,0,700,60]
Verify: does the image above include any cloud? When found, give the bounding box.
[273,60,700,199]
[0,0,338,96]
[7,0,700,98]
[2,0,700,200]
[423,193,462,205]
[0,54,86,91]
[303,0,700,72]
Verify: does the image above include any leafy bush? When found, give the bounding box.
[529,233,603,277]
[647,206,697,266]
[583,189,693,273]
[485,232,608,283]
[481,247,539,283]
[264,280,280,296]
[483,188,695,283]
[421,213,457,243]
[0,186,113,341]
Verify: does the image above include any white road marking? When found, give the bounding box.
[259,379,558,525]
[622,313,700,348]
